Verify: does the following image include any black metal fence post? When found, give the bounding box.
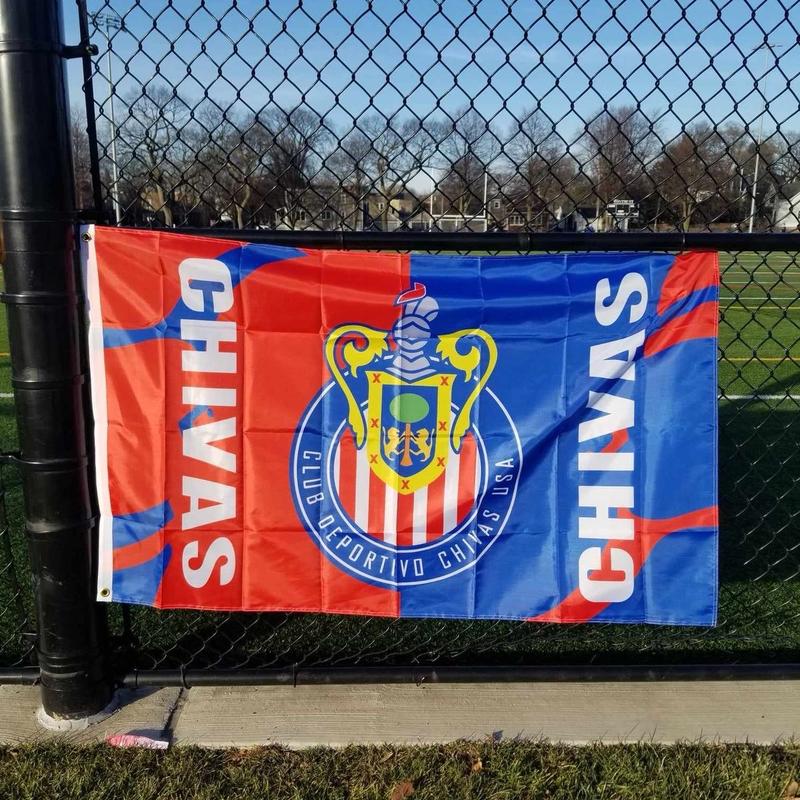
[0,0,111,718]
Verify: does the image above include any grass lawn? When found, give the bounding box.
[1,741,799,800]
[0,292,28,668]
[1,250,799,672]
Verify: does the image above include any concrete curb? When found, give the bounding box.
[1,681,797,747]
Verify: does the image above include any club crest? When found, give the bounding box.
[324,283,497,494]
[291,282,522,587]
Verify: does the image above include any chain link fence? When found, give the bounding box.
[54,0,800,672]
[0,412,34,669]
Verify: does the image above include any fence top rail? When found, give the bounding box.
[162,229,800,252]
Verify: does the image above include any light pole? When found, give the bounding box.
[747,43,783,233]
[483,170,488,231]
[91,12,124,224]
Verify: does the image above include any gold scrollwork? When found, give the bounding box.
[324,324,388,447]
[436,328,497,451]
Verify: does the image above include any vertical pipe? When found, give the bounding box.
[0,0,111,719]
[102,23,122,225]
[748,44,775,234]
[75,0,104,221]
[483,171,488,231]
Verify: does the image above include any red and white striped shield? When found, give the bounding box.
[333,427,483,547]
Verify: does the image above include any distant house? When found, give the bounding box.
[364,191,419,230]
[555,197,639,232]
[553,205,600,232]
[771,181,800,231]
[479,190,639,233]
[478,190,560,232]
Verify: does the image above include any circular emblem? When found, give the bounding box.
[290,283,522,587]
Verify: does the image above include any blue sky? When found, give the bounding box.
[63,0,800,146]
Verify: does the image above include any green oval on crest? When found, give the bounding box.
[389,393,429,424]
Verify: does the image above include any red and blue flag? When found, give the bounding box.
[84,227,718,624]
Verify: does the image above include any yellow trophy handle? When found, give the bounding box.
[324,324,389,448]
[436,328,497,451]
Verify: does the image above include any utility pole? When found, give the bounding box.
[91,11,124,224]
[429,172,435,231]
[483,171,488,232]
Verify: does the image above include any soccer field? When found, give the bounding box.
[719,251,800,396]
[0,251,798,672]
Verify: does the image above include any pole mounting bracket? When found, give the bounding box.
[62,41,98,59]
[0,452,20,468]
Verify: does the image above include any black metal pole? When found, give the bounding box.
[120,663,800,688]
[75,0,105,222]
[177,228,800,252]
[0,0,111,719]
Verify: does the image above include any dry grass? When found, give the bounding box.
[0,740,799,800]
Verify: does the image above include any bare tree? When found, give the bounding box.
[772,134,800,186]
[507,109,575,228]
[71,111,94,211]
[438,109,500,218]
[193,107,272,228]
[259,107,329,229]
[714,123,783,225]
[325,129,374,229]
[118,84,191,226]
[581,105,657,215]
[651,122,728,230]
[347,114,440,229]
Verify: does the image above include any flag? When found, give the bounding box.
[84,226,719,624]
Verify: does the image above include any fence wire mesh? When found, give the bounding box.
[70,0,800,671]
[0,444,34,669]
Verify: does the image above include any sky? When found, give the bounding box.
[62,0,800,166]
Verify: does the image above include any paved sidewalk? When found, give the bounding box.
[0,681,797,747]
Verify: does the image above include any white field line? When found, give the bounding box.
[0,393,11,398]
[722,306,800,310]
[727,279,799,283]
[721,305,800,310]
[722,395,800,402]
[721,297,800,302]
[724,357,797,362]
[722,283,800,288]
